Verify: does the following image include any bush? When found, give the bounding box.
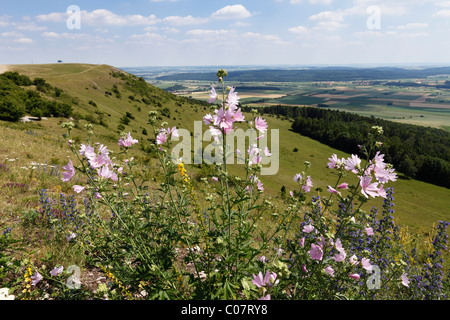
[0,98,25,121]
[1,71,32,86]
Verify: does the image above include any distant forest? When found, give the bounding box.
[249,105,450,189]
[156,67,450,82]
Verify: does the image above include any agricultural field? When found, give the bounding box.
[147,75,450,131]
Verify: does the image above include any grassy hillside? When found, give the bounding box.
[1,63,449,238]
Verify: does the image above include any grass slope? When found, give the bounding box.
[1,63,449,236]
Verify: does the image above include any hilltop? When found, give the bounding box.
[0,63,449,235]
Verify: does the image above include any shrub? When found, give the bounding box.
[0,98,26,121]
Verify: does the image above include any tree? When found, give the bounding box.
[398,156,417,178]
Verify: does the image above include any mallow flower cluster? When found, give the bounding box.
[327,151,397,199]
[61,132,139,194]
[203,80,272,196]
[203,86,245,137]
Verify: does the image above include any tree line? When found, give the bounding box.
[249,105,450,188]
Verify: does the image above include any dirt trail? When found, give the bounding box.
[0,65,9,73]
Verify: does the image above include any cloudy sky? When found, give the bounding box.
[1,0,450,67]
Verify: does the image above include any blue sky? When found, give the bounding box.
[1,0,450,67]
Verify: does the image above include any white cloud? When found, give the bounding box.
[0,15,11,27]
[290,0,333,4]
[309,11,344,21]
[288,25,308,34]
[434,9,450,17]
[163,15,209,26]
[129,32,166,40]
[313,21,346,30]
[353,29,429,39]
[396,23,429,29]
[14,22,47,31]
[161,27,180,34]
[41,32,90,40]
[308,0,333,4]
[353,30,383,38]
[186,29,233,37]
[37,9,160,26]
[14,37,33,44]
[144,26,158,32]
[1,31,24,37]
[211,5,252,20]
[36,12,64,22]
[230,21,251,27]
[83,10,160,26]
[435,1,450,7]
[241,32,285,44]
[41,31,59,38]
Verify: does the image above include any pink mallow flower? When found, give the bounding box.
[365,227,374,236]
[333,239,347,262]
[338,183,348,190]
[324,266,335,277]
[31,272,42,286]
[208,87,217,103]
[118,132,138,147]
[345,154,362,174]
[300,237,305,248]
[252,271,269,288]
[62,159,75,182]
[226,87,240,109]
[349,273,360,281]
[302,224,315,234]
[252,271,278,288]
[327,186,340,195]
[309,243,323,261]
[166,126,179,138]
[214,107,236,134]
[360,175,380,198]
[50,266,64,277]
[302,176,313,193]
[257,180,264,192]
[349,254,359,266]
[254,117,268,133]
[80,144,95,159]
[97,165,118,181]
[203,113,213,125]
[156,131,168,145]
[373,165,397,184]
[293,173,302,183]
[73,185,86,193]
[327,154,344,169]
[401,273,410,287]
[361,258,373,271]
